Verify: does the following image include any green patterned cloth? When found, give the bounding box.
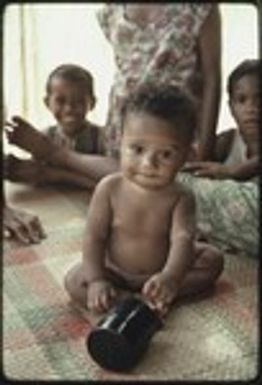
[177,173,259,258]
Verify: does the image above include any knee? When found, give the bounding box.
[64,264,84,302]
[64,268,76,299]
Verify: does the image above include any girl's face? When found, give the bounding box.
[121,112,189,190]
[229,74,259,145]
[44,77,92,137]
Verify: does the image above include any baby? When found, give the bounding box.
[64,84,224,316]
[5,64,105,188]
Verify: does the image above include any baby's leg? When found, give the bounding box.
[64,263,90,307]
[177,241,224,298]
[142,241,223,317]
[64,262,132,314]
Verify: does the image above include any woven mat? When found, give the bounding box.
[3,182,259,381]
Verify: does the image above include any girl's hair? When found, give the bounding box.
[120,83,196,144]
[46,64,96,109]
[227,59,261,97]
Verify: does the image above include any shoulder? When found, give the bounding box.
[172,181,196,208]
[215,128,236,161]
[81,121,104,137]
[94,172,123,194]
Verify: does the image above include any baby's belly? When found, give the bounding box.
[108,233,169,276]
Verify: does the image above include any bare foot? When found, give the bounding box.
[87,279,118,314]
[142,272,178,316]
[4,154,46,184]
[5,116,56,160]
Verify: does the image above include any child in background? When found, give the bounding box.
[183,59,259,180]
[5,64,105,188]
[64,84,223,316]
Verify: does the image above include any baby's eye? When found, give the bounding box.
[130,144,144,155]
[158,149,176,161]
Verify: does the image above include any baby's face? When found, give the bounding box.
[229,74,259,145]
[45,77,92,136]
[121,112,189,190]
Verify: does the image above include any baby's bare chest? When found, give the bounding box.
[111,195,176,237]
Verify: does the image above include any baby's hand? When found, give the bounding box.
[142,273,178,316]
[87,279,117,313]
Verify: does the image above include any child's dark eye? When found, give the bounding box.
[161,150,173,159]
[235,95,247,104]
[158,149,176,162]
[130,144,144,155]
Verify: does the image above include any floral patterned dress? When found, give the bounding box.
[97,3,212,156]
[97,4,258,258]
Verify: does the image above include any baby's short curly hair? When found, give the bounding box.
[46,64,96,109]
[120,83,196,144]
[227,59,261,98]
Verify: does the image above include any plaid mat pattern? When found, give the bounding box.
[3,182,259,381]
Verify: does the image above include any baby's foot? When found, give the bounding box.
[4,154,44,185]
[5,116,55,160]
[87,279,118,314]
[142,272,178,316]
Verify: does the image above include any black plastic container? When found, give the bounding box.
[86,296,163,372]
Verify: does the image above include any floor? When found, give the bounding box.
[3,181,259,381]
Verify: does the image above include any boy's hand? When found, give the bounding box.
[142,272,178,316]
[5,116,52,160]
[87,279,117,313]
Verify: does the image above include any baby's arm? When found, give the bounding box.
[82,176,117,312]
[143,188,196,314]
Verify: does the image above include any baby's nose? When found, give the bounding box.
[141,152,158,168]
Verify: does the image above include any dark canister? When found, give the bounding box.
[87,296,162,371]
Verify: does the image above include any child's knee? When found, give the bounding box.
[64,263,86,303]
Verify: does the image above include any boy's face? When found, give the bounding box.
[229,74,259,144]
[121,112,190,190]
[44,77,92,136]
